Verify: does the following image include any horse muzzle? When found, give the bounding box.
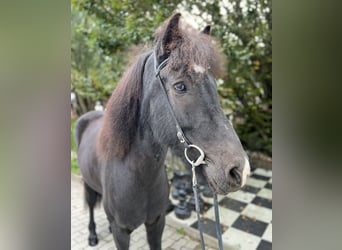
[203,156,251,195]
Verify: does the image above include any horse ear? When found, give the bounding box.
[155,13,182,64]
[202,25,211,35]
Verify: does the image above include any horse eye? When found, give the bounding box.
[174,82,186,92]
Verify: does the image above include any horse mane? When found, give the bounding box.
[155,15,226,79]
[97,51,151,160]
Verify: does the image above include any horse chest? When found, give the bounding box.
[103,165,169,228]
[105,184,168,229]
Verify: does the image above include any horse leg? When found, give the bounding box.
[110,221,131,250]
[145,215,165,250]
[84,183,99,246]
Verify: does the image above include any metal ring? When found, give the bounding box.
[184,144,206,167]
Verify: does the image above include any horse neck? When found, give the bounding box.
[120,123,168,182]
[126,55,169,169]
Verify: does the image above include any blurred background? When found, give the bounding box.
[70,0,272,174]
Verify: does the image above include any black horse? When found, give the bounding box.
[75,13,250,250]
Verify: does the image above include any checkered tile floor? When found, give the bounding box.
[167,168,272,250]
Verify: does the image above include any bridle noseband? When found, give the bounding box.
[153,52,224,250]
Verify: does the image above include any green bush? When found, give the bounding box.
[71,118,80,174]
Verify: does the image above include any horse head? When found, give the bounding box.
[151,13,250,195]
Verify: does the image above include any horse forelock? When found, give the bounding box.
[156,18,226,79]
[97,51,151,160]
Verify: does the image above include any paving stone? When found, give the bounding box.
[72,167,272,249]
[72,177,206,249]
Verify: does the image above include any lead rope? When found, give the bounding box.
[191,163,206,250]
[190,159,224,250]
[185,146,224,250]
[213,193,224,250]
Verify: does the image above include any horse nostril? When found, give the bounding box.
[228,166,241,184]
[227,156,250,188]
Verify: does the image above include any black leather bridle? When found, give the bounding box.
[153,52,224,250]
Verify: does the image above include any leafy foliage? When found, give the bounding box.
[70,118,79,174]
[71,0,272,155]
